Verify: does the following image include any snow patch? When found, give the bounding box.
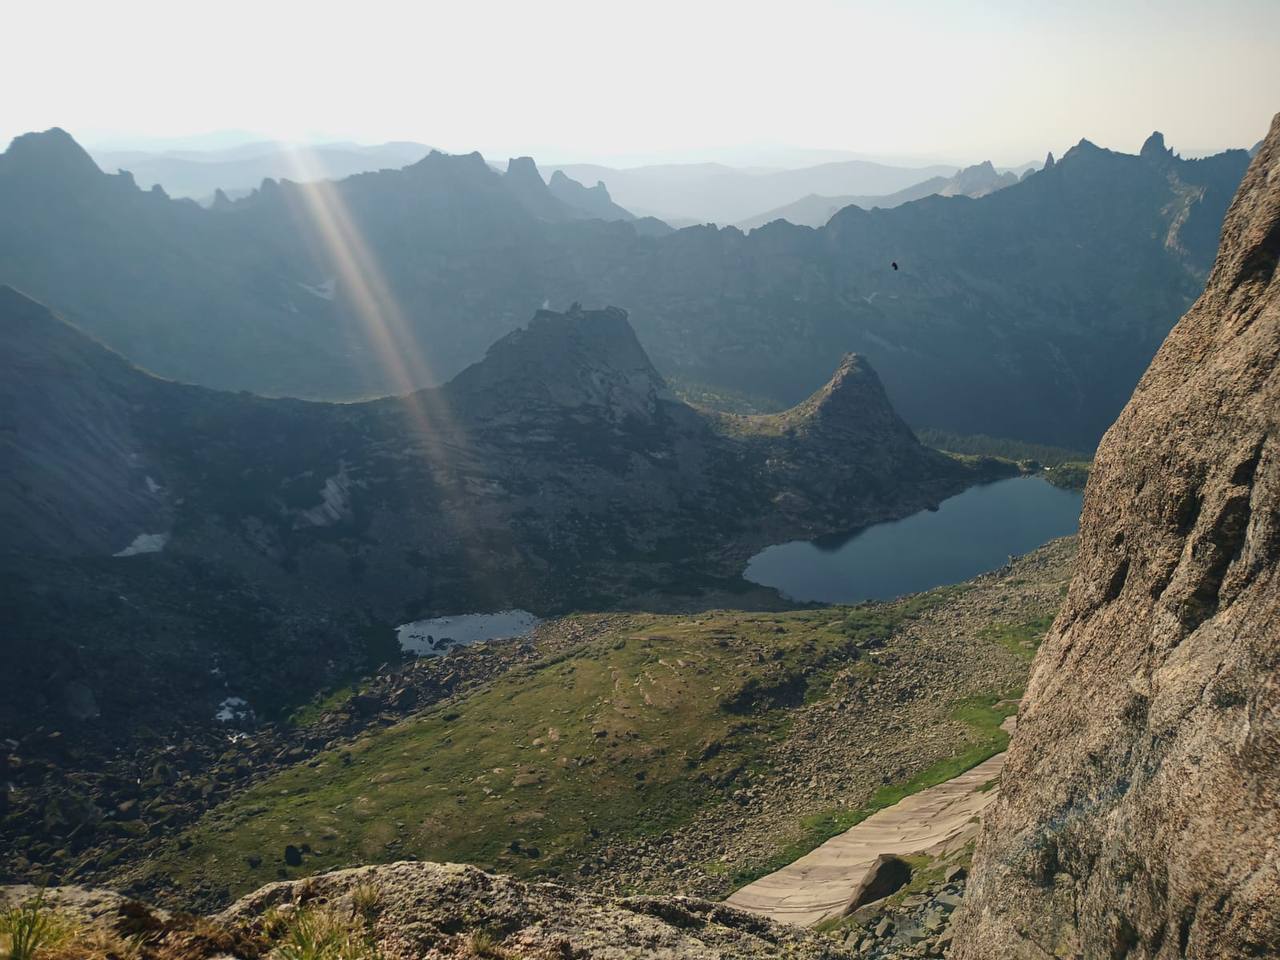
[215,697,252,723]
[298,276,337,300]
[296,466,354,527]
[114,532,170,557]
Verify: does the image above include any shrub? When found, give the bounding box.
[349,882,383,924]
[0,893,72,960]
[462,929,515,959]
[270,906,379,960]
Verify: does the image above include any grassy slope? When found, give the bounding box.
[140,590,1030,901]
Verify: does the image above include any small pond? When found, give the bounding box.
[396,609,541,656]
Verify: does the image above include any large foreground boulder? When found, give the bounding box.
[951,115,1280,958]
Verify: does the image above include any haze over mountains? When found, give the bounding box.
[89,140,437,204]
[546,158,961,225]
[0,127,1250,447]
[735,160,1023,231]
[3,0,1279,950]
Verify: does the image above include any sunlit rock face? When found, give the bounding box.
[951,114,1280,960]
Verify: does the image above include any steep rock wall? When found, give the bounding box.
[952,115,1280,959]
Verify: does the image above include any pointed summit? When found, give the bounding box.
[784,353,918,446]
[1044,151,1056,169]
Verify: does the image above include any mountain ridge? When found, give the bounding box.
[735,159,1020,230]
[0,126,1253,447]
[0,286,985,610]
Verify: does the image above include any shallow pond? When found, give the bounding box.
[396,609,541,656]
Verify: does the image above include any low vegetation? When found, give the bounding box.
[978,614,1056,661]
[914,429,1092,467]
[269,905,379,960]
[917,428,1093,490]
[136,588,1007,902]
[1,894,70,960]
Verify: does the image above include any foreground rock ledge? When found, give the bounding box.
[3,861,857,959]
[951,114,1280,958]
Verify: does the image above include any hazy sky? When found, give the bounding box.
[6,0,1277,166]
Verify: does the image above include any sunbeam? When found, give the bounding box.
[272,144,504,569]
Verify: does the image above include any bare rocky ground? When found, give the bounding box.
[578,538,1074,902]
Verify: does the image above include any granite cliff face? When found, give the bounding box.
[952,115,1280,959]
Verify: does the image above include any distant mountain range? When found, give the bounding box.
[545,158,961,225]
[735,160,1023,230]
[90,140,438,203]
[0,128,1251,447]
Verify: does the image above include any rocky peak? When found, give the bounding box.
[771,353,921,452]
[952,112,1280,959]
[946,160,1018,197]
[505,155,543,185]
[1060,137,1106,165]
[445,305,672,424]
[0,127,102,186]
[546,168,636,221]
[1043,150,1055,169]
[404,149,494,185]
[502,155,573,220]
[1140,129,1170,161]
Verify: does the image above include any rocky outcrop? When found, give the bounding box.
[502,155,573,221]
[1,863,856,959]
[951,114,1280,959]
[217,861,854,959]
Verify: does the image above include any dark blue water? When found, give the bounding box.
[745,476,1083,603]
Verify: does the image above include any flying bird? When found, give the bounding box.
[891,261,899,271]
